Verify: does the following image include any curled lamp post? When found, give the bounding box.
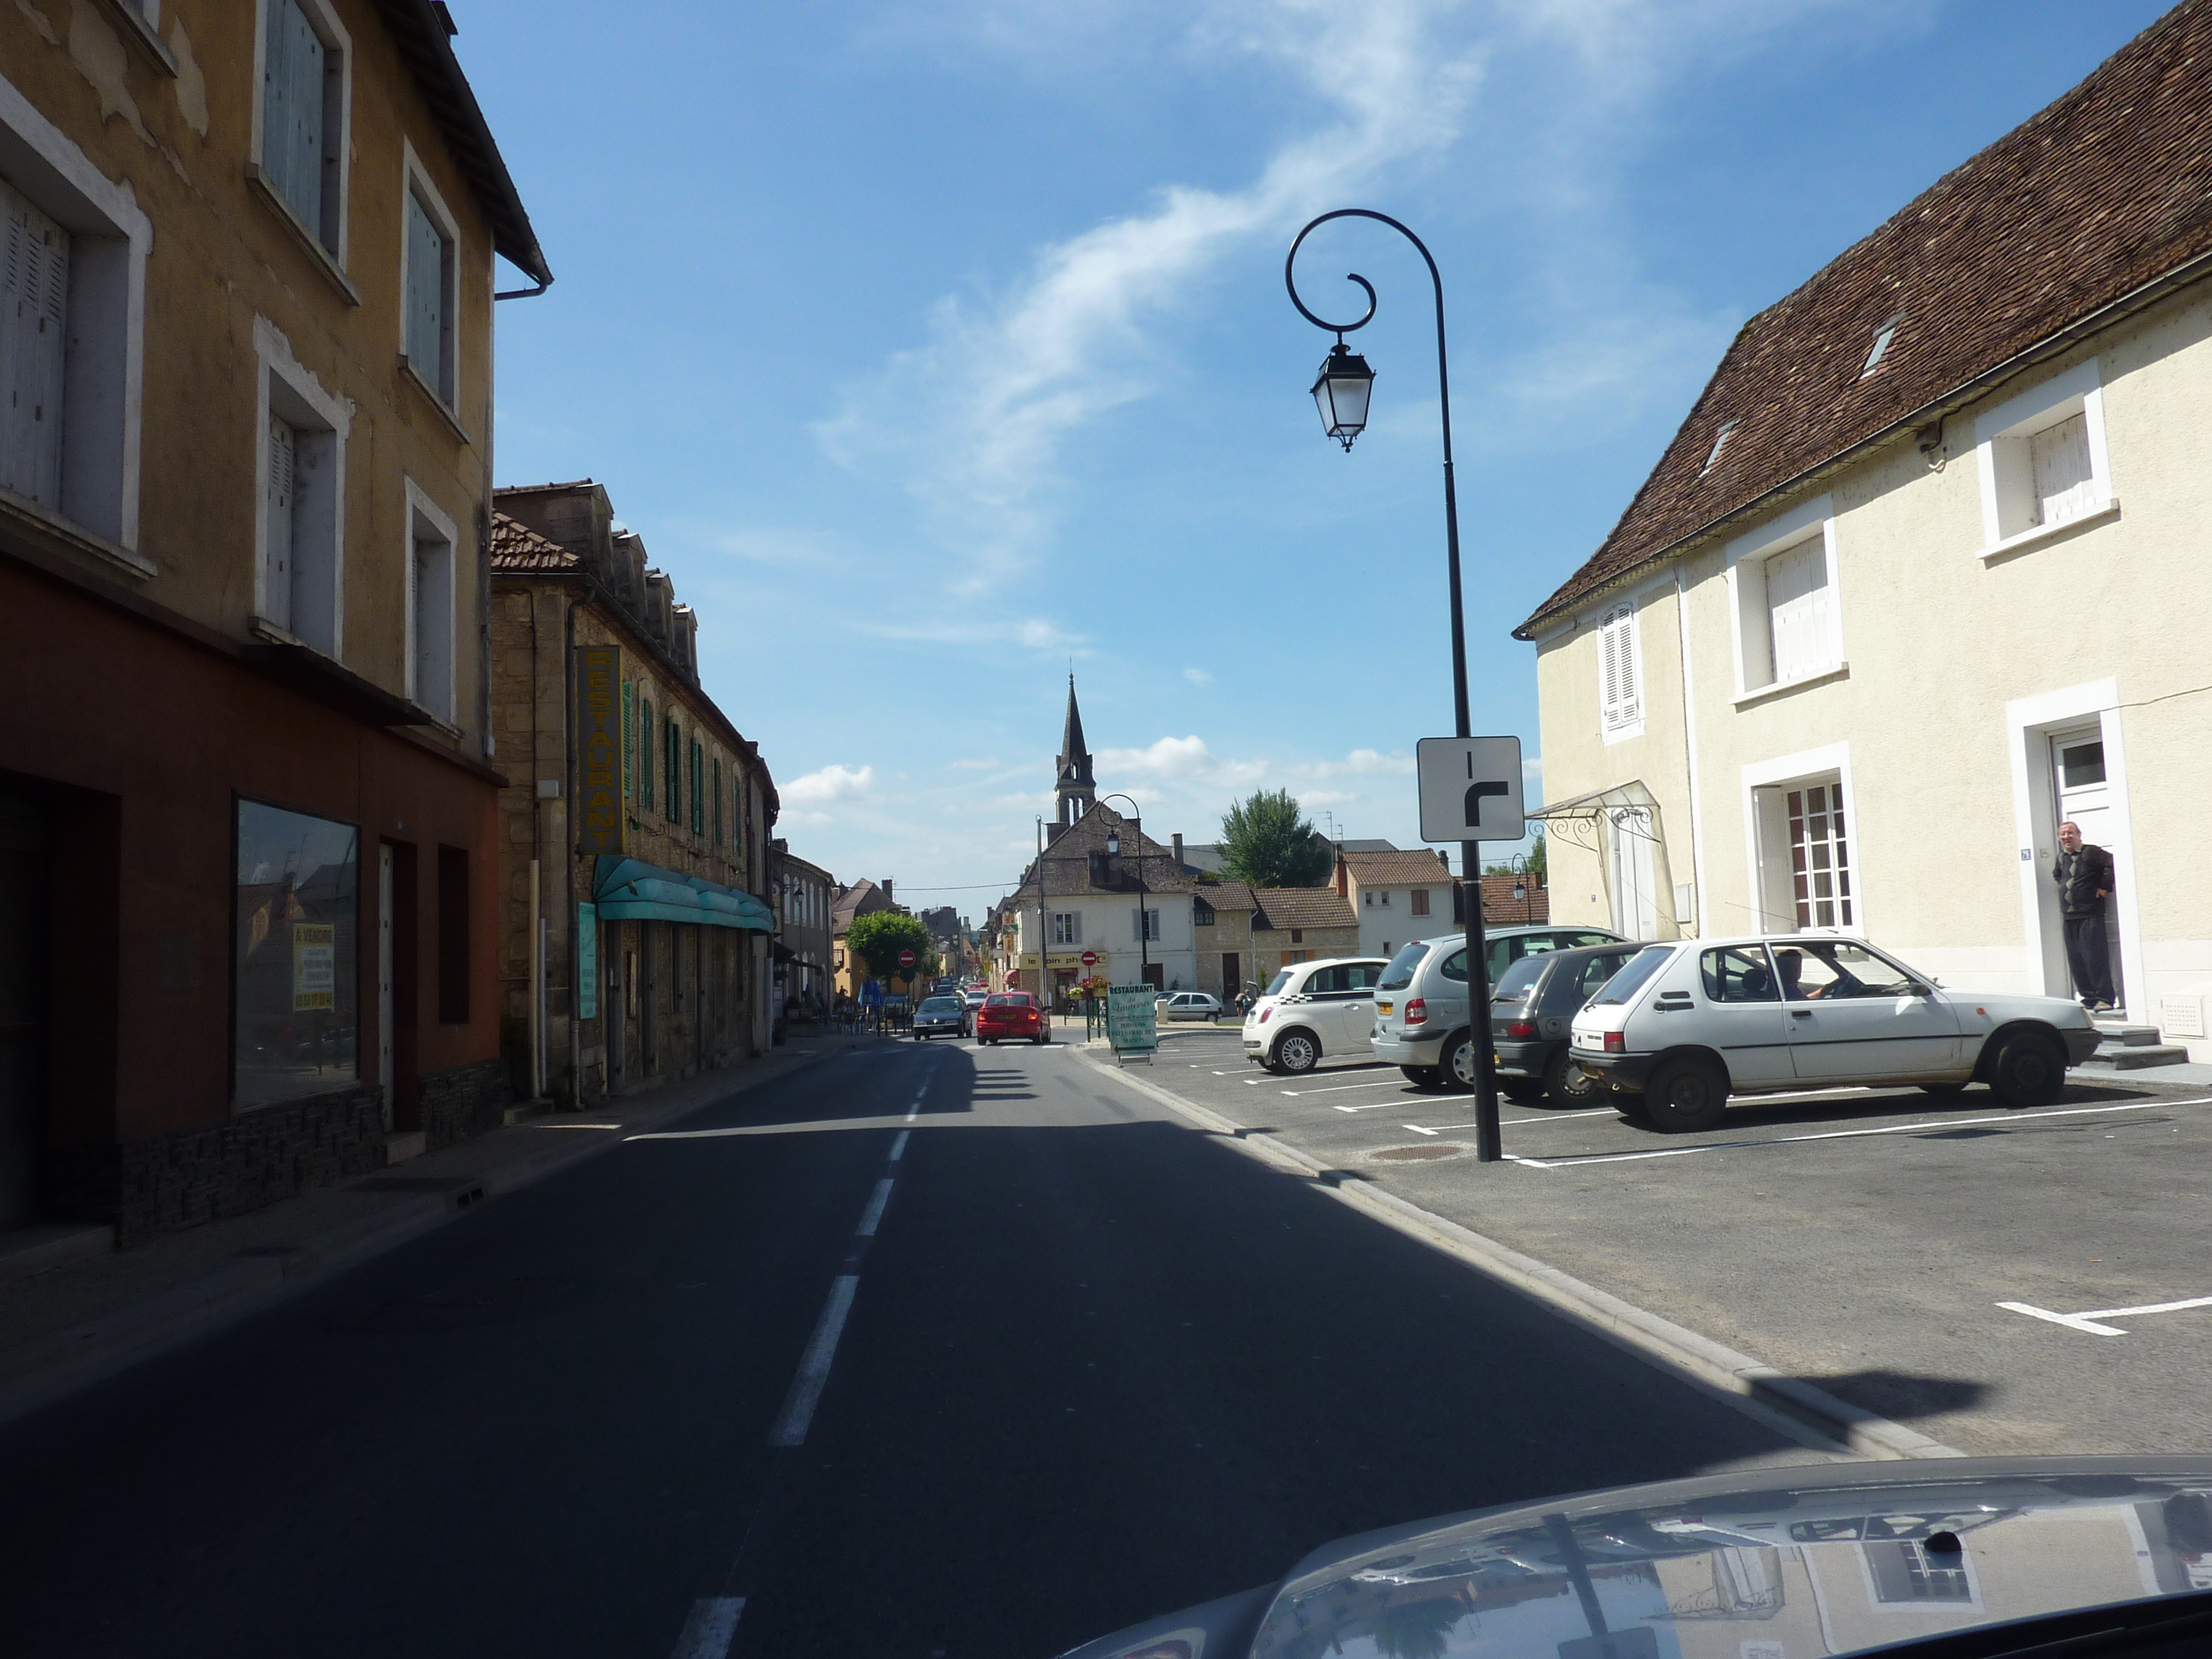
[1098,792,1148,986]
[1285,208,1501,1164]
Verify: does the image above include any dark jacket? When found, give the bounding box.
[2054,843,2114,916]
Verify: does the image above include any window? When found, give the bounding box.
[712,758,722,845]
[258,0,349,259]
[1051,912,1081,945]
[234,799,358,1108]
[1364,892,1373,906]
[1304,965,1347,994]
[1409,888,1431,916]
[638,695,654,811]
[1728,498,1840,698]
[1379,891,1392,907]
[400,144,459,409]
[1786,782,1853,930]
[256,318,346,652]
[1860,315,1903,379]
[1192,896,1215,925]
[1974,358,2113,556]
[1289,927,1303,945]
[1701,420,1737,476]
[436,845,468,1023]
[403,481,455,722]
[1,181,67,511]
[1596,600,1643,742]
[690,740,704,835]
[1700,945,1778,1004]
[1134,908,1160,942]
[622,681,635,799]
[665,717,680,822]
[1772,939,1917,1001]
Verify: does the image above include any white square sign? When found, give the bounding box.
[1416,736,1525,843]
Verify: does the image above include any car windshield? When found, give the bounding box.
[1492,954,1548,1000]
[1378,942,1429,990]
[1589,945,1672,1005]
[919,998,960,1015]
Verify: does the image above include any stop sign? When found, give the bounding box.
[898,949,916,968]
[1080,951,1098,967]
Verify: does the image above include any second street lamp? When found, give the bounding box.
[1099,793,1148,987]
[1285,207,1503,1164]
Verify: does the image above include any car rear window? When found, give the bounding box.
[1378,942,1427,991]
[919,997,961,1014]
[1492,955,1548,1001]
[986,994,1027,1008]
[1589,945,1672,1006]
[1262,970,1293,997]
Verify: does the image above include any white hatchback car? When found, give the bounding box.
[1568,934,2102,1131]
[1243,957,1388,1074]
[1159,990,1224,1022]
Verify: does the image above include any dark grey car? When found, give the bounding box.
[912,995,968,1040]
[1488,942,1643,1105]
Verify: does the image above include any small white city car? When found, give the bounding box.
[1568,934,2102,1132]
[1243,957,1388,1074]
[1159,990,1223,1022]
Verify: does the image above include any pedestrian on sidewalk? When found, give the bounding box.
[2053,820,2117,1011]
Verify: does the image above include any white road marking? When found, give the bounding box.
[769,1275,860,1446]
[1403,1124,1443,1136]
[856,1177,896,1238]
[1282,1077,1407,1096]
[1501,1108,1617,1125]
[1505,1094,2212,1170]
[1332,1102,1398,1113]
[889,1130,910,1161]
[533,1122,625,1130]
[1999,1292,2212,1336]
[1244,1078,1265,1086]
[669,1597,745,1659]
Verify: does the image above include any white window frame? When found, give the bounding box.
[250,0,353,270]
[1724,492,1846,705]
[1595,597,1644,745]
[0,69,150,569]
[403,477,458,727]
[1133,907,1161,942]
[1050,911,1081,947]
[1973,358,2116,561]
[252,315,349,654]
[398,138,461,415]
[1741,742,1862,936]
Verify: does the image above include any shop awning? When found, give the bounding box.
[591,856,774,930]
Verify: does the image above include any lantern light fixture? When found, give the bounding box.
[1311,341,1375,451]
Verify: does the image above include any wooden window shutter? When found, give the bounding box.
[638,697,652,810]
[266,415,297,626]
[621,680,634,799]
[404,193,445,392]
[264,0,326,233]
[712,758,722,843]
[691,740,704,834]
[665,718,679,822]
[1,181,69,509]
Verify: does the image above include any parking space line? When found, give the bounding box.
[1283,1077,1408,1096]
[1999,1292,2212,1336]
[1333,1102,1398,1113]
[1506,1094,2212,1171]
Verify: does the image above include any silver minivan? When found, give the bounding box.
[1369,925,1626,1088]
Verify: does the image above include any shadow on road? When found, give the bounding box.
[1798,1369,1991,1423]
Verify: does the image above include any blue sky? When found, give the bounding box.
[465,0,2168,920]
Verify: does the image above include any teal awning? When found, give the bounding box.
[591,856,774,931]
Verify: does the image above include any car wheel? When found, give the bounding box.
[1543,1048,1601,1107]
[1034,1032,1047,1044]
[1401,1065,1443,1088]
[1500,1077,1547,1104]
[1442,1033,1478,1093]
[1920,1081,1969,1096]
[1615,1093,1652,1124]
[1989,1028,2066,1108]
[1640,1055,1730,1133]
[1273,1031,1321,1074]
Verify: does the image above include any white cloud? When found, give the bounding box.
[1096,734,1268,788]
[1183,666,1213,686]
[949,756,1002,770]
[782,763,876,806]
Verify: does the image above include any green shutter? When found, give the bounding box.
[666,718,679,822]
[691,742,704,834]
[712,759,722,845]
[621,680,634,799]
[639,697,653,811]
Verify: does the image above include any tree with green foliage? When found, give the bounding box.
[1219,788,1332,888]
[1483,831,1547,883]
[846,911,932,982]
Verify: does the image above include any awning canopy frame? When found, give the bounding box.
[1525,779,1686,939]
[591,856,774,931]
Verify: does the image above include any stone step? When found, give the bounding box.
[2079,1043,2193,1071]
[2091,1022,2164,1047]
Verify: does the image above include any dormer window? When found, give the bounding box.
[1701,421,1737,476]
[1860,315,1905,379]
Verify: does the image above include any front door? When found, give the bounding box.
[0,785,49,1228]
[1142,962,1164,992]
[1221,952,1241,999]
[1775,940,1961,1081]
[640,921,659,1074]
[377,844,394,1133]
[1607,806,1658,938]
[2050,725,2124,1007]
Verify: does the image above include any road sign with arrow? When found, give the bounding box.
[1416,736,1525,843]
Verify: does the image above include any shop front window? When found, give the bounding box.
[234,799,359,1109]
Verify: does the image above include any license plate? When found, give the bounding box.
[1377,1002,1393,1016]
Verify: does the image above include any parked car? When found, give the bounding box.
[912,995,968,1040]
[1489,942,1647,1104]
[1243,957,1389,1074]
[1160,990,1223,1023]
[1568,934,2103,1131]
[1370,925,1628,1090]
[977,991,1048,1045]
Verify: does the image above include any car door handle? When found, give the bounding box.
[1791,1008,1814,1019]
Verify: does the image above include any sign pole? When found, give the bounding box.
[1465,836,1500,1162]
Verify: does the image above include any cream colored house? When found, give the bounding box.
[1521,6,2212,1057]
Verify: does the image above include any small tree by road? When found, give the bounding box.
[846,911,933,984]
[1219,788,1332,888]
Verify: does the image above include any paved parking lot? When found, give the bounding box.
[1098,1025,2212,1458]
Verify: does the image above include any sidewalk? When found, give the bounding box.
[0,1032,886,1429]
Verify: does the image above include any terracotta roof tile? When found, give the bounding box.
[1340,849,1453,885]
[1521,2,2212,632]
[489,512,579,572]
[1253,888,1358,932]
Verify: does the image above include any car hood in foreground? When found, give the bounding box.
[1061,1455,2212,1658]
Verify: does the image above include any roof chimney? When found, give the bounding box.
[1171,833,1184,869]
[880,878,892,904]
[1335,847,1349,899]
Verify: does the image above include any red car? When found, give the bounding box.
[976,991,1048,1045]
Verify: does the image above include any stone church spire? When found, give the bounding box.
[1054,675,1096,828]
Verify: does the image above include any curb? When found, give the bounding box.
[0,1041,874,1432]
[1082,1051,1962,1463]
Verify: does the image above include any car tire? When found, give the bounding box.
[1500,1077,1547,1104]
[1401,1065,1443,1088]
[1273,1030,1321,1075]
[1543,1048,1601,1108]
[1919,1081,1969,1096]
[1640,1055,1730,1133]
[1441,1033,1477,1093]
[1988,1028,2066,1108]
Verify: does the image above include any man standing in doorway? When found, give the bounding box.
[2054,821,2117,1011]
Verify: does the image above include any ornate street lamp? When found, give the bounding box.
[1286,208,1504,1163]
[1099,793,1147,985]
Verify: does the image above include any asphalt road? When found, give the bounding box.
[0,1036,1830,1659]
[1136,1024,2212,1456]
